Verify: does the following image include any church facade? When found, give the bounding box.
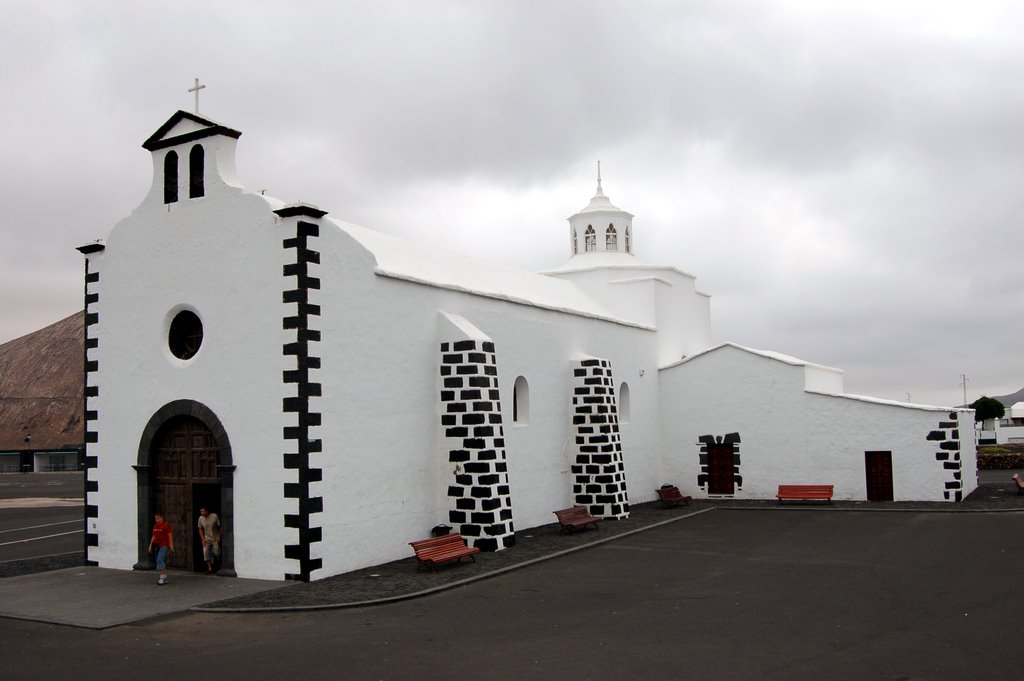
[77,111,976,581]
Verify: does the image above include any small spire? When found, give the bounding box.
[596,160,603,193]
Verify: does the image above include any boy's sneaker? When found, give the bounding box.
[157,576,166,585]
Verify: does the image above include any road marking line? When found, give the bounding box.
[0,529,83,546]
[0,520,82,535]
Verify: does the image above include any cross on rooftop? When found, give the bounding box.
[188,78,206,114]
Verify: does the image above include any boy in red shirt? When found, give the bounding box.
[148,513,175,585]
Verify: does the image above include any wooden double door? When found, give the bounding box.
[153,416,221,571]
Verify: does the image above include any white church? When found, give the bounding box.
[77,109,976,581]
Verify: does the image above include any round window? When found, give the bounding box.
[168,310,203,360]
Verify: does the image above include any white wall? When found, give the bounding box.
[659,345,977,502]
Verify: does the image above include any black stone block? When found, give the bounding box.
[471,486,491,499]
[478,449,497,460]
[449,510,467,523]
[455,474,472,485]
[444,377,464,388]
[450,450,470,463]
[479,474,499,485]
[471,511,496,524]
[464,461,491,473]
[453,340,476,351]
[474,537,497,551]
[926,431,946,441]
[456,498,476,510]
[463,413,485,425]
[463,438,486,449]
[441,415,456,426]
[461,524,482,536]
[935,452,949,461]
[447,403,467,413]
[481,498,501,511]
[468,352,487,363]
[446,427,468,438]
[459,389,482,400]
[447,486,463,497]
[456,364,479,375]
[939,441,959,451]
[469,376,491,388]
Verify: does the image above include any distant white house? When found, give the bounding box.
[76,110,977,582]
[978,402,1024,444]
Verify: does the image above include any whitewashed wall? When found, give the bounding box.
[87,174,296,579]
[659,344,977,502]
[312,223,664,575]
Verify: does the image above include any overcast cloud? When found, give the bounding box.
[1,0,1021,406]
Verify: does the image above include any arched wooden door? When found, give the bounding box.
[153,416,220,571]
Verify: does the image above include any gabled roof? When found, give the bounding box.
[329,218,655,330]
[662,342,842,373]
[142,110,242,151]
[0,312,84,452]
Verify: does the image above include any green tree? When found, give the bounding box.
[970,396,1006,423]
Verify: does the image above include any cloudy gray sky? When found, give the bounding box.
[1,0,1021,406]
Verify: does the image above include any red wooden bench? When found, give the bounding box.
[656,485,692,507]
[409,533,480,570]
[553,506,601,534]
[776,484,834,504]
[1012,474,1024,495]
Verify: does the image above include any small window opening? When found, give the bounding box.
[619,382,631,423]
[169,310,203,360]
[625,225,632,253]
[189,144,205,198]
[584,225,596,252]
[163,151,179,204]
[513,376,529,424]
[606,224,617,250]
[573,230,578,255]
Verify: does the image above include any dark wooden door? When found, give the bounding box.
[154,417,220,570]
[865,451,893,501]
[707,443,735,495]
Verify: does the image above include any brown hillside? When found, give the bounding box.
[0,312,84,451]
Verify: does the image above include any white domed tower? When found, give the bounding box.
[567,163,635,260]
[546,167,712,365]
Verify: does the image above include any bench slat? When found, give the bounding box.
[409,533,480,570]
[776,484,834,504]
[553,506,601,533]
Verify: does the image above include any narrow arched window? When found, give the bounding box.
[584,225,596,252]
[189,145,205,198]
[573,230,578,255]
[619,382,631,423]
[625,225,632,253]
[606,224,617,250]
[513,376,529,424]
[163,150,179,204]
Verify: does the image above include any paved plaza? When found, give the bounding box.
[2,506,1023,680]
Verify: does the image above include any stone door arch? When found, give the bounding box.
[134,400,235,576]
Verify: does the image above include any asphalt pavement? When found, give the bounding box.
[2,506,1023,681]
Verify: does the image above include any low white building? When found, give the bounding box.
[978,402,1024,444]
[78,111,976,582]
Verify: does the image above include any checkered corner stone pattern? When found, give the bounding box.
[570,358,629,519]
[439,340,515,551]
[931,412,965,502]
